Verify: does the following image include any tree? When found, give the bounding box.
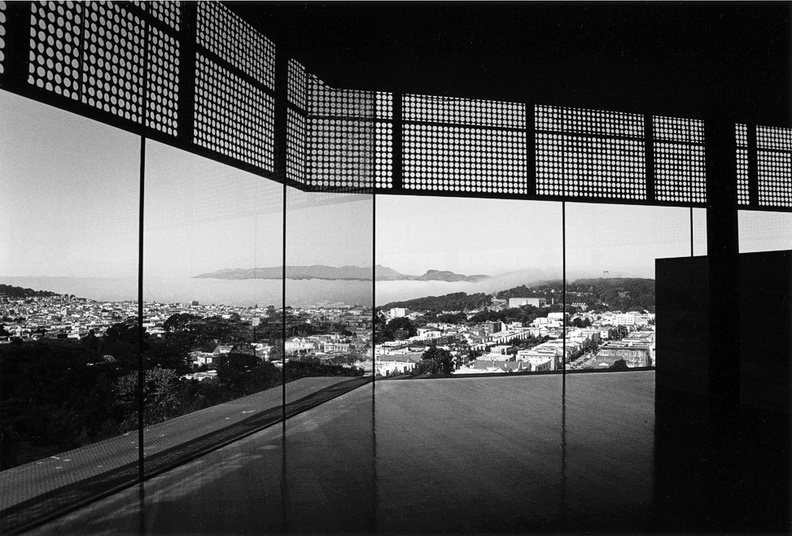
[376,317,418,343]
[163,313,199,333]
[417,346,454,375]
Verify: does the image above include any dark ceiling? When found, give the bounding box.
[227,2,791,125]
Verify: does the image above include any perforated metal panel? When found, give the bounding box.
[376,91,392,121]
[652,116,707,204]
[404,124,527,194]
[404,93,524,129]
[28,1,84,100]
[309,75,374,119]
[536,105,646,200]
[536,105,642,137]
[148,0,181,31]
[26,1,179,134]
[402,94,527,194]
[375,92,393,188]
[194,54,275,171]
[0,1,7,76]
[736,124,749,205]
[305,74,374,190]
[375,121,393,189]
[756,126,792,207]
[5,0,792,212]
[82,2,145,121]
[287,108,307,183]
[308,118,374,189]
[288,59,306,110]
[196,1,275,90]
[146,25,179,136]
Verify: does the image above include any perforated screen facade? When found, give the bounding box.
[305,75,375,191]
[402,94,527,194]
[1,0,790,211]
[756,126,792,207]
[736,124,750,205]
[536,106,646,200]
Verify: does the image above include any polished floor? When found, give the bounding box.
[35,371,790,534]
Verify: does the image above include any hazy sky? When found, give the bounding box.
[2,91,791,295]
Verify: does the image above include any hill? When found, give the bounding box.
[380,292,493,313]
[0,284,59,299]
[195,265,489,283]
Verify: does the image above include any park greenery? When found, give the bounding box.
[0,314,362,471]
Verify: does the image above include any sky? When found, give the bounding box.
[1,91,791,304]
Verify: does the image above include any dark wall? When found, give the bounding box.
[656,250,791,413]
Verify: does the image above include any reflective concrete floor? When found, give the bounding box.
[35,371,790,534]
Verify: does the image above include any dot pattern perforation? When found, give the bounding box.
[288,59,307,110]
[287,108,307,183]
[404,124,527,194]
[308,118,375,190]
[757,151,792,207]
[148,0,181,31]
[28,1,84,100]
[654,143,707,204]
[653,116,705,143]
[375,121,393,188]
[0,0,6,76]
[757,126,792,151]
[405,94,525,129]
[197,1,275,90]
[146,25,179,136]
[194,54,275,171]
[309,74,375,119]
[536,133,646,199]
[81,1,145,122]
[536,105,643,138]
[376,92,393,121]
[756,125,792,208]
[737,147,749,205]
[736,124,749,205]
[651,116,707,204]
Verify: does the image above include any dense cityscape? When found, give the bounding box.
[0,279,654,470]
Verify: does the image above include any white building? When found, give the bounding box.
[508,297,547,308]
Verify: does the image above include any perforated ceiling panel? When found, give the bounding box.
[403,94,527,194]
[196,1,275,90]
[404,93,524,129]
[4,0,791,212]
[148,0,181,31]
[375,92,393,189]
[306,74,375,190]
[288,59,306,110]
[376,91,393,121]
[82,2,145,121]
[286,59,308,184]
[736,124,749,205]
[536,105,646,200]
[756,126,792,207]
[28,1,84,100]
[146,25,179,136]
[194,53,275,171]
[652,116,706,204]
[0,1,6,76]
[287,108,307,184]
[309,75,375,119]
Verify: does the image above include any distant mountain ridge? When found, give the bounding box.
[194,265,489,283]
